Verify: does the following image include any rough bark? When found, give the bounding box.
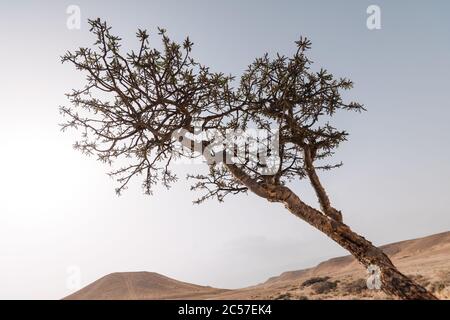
[225,162,437,300]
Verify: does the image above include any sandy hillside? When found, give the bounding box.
[64,272,229,300]
[64,231,450,300]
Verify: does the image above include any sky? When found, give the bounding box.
[0,0,449,299]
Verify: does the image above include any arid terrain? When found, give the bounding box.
[65,231,450,300]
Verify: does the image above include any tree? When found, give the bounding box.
[60,19,436,300]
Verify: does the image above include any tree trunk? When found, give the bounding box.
[225,163,437,300]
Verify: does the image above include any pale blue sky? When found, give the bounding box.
[0,0,449,299]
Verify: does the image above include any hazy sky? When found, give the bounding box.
[0,0,449,299]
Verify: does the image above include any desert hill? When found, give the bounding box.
[64,271,228,300]
[64,231,450,300]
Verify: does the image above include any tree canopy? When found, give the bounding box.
[61,18,364,205]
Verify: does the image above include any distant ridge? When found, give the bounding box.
[65,231,450,300]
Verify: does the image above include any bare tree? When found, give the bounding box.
[60,19,436,300]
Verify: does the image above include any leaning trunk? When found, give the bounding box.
[225,163,437,300]
[281,189,436,299]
